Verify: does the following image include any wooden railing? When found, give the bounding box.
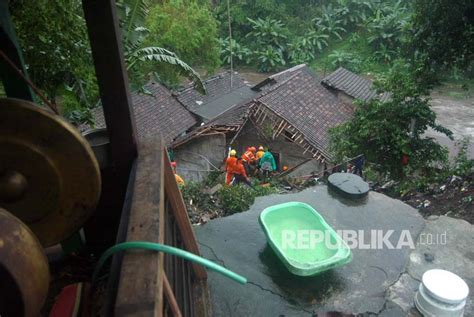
[113,139,208,316]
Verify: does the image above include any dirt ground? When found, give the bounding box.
[376,175,474,225]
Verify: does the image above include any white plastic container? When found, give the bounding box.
[415,269,469,317]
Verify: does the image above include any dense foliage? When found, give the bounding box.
[330,61,452,178]
[215,0,473,85]
[218,184,278,214]
[181,180,278,215]
[10,0,98,124]
[215,0,415,73]
[409,0,474,85]
[9,0,206,124]
[145,0,220,85]
[116,0,205,93]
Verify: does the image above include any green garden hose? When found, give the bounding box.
[93,241,247,285]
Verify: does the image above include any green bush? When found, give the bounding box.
[452,138,474,177]
[145,0,220,82]
[218,185,255,214]
[217,184,278,215]
[203,171,224,188]
[181,181,213,210]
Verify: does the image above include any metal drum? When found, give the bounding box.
[0,208,49,316]
[0,98,101,246]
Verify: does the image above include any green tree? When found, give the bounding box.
[10,0,98,122]
[313,12,346,40]
[218,37,252,66]
[246,17,288,72]
[117,0,205,93]
[330,61,451,178]
[144,0,220,85]
[409,0,474,84]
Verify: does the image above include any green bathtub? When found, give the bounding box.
[259,202,352,276]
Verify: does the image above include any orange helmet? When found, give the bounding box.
[283,165,288,171]
[250,146,256,152]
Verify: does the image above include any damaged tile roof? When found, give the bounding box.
[252,64,307,92]
[173,65,355,161]
[321,67,391,102]
[175,71,257,121]
[172,102,252,147]
[255,66,354,159]
[83,82,197,145]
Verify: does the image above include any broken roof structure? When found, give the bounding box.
[173,65,354,163]
[83,66,368,161]
[175,71,257,121]
[83,82,197,145]
[321,67,391,102]
[251,66,354,161]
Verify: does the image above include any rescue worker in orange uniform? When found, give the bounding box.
[232,157,252,186]
[224,149,238,185]
[171,162,185,186]
[241,146,257,175]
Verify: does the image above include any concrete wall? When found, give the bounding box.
[233,122,325,174]
[173,134,227,183]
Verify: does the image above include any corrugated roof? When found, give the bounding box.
[176,71,256,120]
[82,82,197,145]
[321,67,391,102]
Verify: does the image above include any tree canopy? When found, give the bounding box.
[10,0,98,123]
[145,0,220,84]
[410,0,474,82]
[330,61,452,178]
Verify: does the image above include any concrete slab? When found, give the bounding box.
[388,215,474,316]
[195,185,426,315]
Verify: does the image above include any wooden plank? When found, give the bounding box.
[252,106,261,118]
[256,107,266,123]
[302,144,311,155]
[164,274,183,317]
[272,120,285,139]
[156,140,166,316]
[229,117,249,145]
[275,122,288,138]
[82,0,137,170]
[115,139,164,316]
[277,157,314,177]
[163,150,208,280]
[259,112,268,125]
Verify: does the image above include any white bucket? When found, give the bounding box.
[415,269,469,317]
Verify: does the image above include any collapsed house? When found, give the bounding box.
[172,65,354,181]
[84,65,386,182]
[175,71,256,122]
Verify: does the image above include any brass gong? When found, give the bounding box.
[0,98,101,247]
[0,208,50,316]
